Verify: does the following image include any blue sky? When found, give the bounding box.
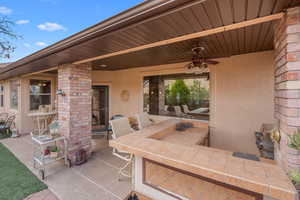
[0,0,144,63]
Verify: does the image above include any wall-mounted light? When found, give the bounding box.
[56,89,65,96]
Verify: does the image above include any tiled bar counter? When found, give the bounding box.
[109,119,297,200]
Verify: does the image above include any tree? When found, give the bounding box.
[0,17,18,59]
[169,80,190,105]
[190,80,209,106]
[164,85,171,105]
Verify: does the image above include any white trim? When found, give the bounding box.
[28,78,53,112]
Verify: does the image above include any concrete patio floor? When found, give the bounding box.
[1,135,131,200]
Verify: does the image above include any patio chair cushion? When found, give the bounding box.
[136,113,153,130]
[182,105,190,114]
[174,106,183,115]
[110,118,133,139]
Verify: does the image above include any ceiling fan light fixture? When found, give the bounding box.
[184,45,218,74]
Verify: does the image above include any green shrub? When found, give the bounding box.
[288,130,300,150]
[290,171,300,186]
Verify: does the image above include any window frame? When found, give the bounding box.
[142,73,210,121]
[9,80,19,110]
[29,79,52,111]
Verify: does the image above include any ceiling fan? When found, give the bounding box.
[184,46,219,74]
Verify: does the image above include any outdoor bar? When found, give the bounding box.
[110,119,296,200]
[1,0,300,200]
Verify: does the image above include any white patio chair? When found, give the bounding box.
[182,105,191,114]
[110,117,134,180]
[136,112,154,130]
[174,106,185,117]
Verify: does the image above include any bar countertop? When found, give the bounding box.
[109,119,297,200]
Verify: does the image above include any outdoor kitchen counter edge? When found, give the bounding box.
[109,119,297,200]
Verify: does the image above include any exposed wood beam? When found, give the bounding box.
[74,12,283,65]
[21,67,58,77]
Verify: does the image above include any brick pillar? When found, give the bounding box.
[57,63,92,163]
[274,7,300,172]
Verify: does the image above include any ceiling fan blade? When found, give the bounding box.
[205,59,219,65]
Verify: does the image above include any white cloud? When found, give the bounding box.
[35,42,47,47]
[23,43,31,48]
[16,20,30,25]
[37,22,66,31]
[0,6,12,15]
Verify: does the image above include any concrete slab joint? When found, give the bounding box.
[57,63,92,164]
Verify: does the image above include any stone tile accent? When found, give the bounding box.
[274,6,300,172]
[57,63,92,163]
[110,119,297,200]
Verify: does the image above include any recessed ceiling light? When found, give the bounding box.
[100,64,107,68]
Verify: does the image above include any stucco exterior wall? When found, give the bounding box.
[20,74,57,134]
[0,78,21,132]
[92,50,275,154]
[0,74,57,134]
[209,51,275,154]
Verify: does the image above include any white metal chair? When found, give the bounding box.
[136,112,154,130]
[174,106,185,117]
[182,105,191,114]
[110,117,134,180]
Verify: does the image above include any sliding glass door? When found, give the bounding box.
[92,86,109,133]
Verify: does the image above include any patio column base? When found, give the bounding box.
[57,63,92,164]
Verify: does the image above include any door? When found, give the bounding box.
[92,86,109,132]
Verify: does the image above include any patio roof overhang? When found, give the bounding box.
[0,0,299,79]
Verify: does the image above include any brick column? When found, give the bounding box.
[274,7,300,172]
[57,63,92,163]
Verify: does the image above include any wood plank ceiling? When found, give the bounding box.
[92,0,298,70]
[0,0,299,79]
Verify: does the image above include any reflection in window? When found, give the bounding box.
[0,84,4,107]
[29,79,51,111]
[10,80,19,109]
[143,74,209,121]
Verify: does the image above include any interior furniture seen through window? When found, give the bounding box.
[29,79,51,111]
[0,84,4,107]
[143,73,210,121]
[10,80,19,109]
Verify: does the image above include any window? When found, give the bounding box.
[143,73,210,121]
[29,79,51,111]
[10,80,19,109]
[0,84,4,107]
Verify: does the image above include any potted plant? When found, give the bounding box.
[289,171,300,192]
[48,146,59,158]
[288,130,300,177]
[289,130,300,150]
